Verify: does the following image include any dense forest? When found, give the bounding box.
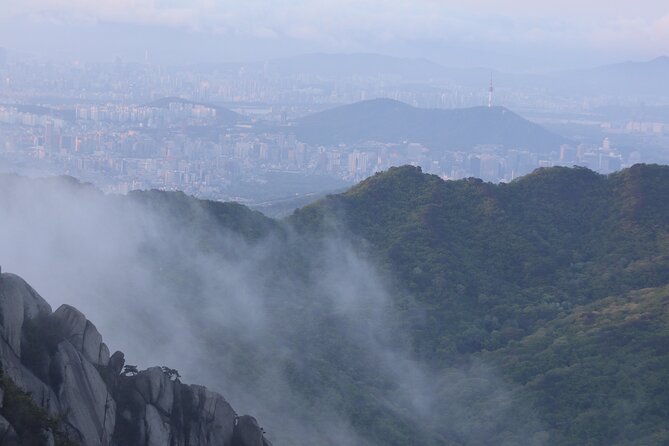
[288,164,669,444]
[1,164,668,445]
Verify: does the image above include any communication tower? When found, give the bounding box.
[488,73,494,108]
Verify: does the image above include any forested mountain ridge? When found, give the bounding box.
[291,164,669,356]
[289,163,669,444]
[1,164,668,445]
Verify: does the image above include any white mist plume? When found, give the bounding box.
[0,174,545,445]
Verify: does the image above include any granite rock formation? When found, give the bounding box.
[0,271,271,446]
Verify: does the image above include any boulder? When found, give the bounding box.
[0,336,61,414]
[52,341,116,446]
[109,351,125,376]
[101,351,125,390]
[144,404,171,446]
[0,273,52,356]
[0,272,268,446]
[114,377,238,446]
[0,414,19,446]
[185,385,237,446]
[51,305,110,366]
[84,321,111,366]
[133,367,174,415]
[232,415,265,446]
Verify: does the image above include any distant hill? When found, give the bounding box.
[207,52,669,101]
[594,55,669,78]
[294,98,569,152]
[0,104,76,122]
[594,56,669,96]
[147,96,242,125]
[550,55,669,98]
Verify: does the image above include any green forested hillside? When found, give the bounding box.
[489,285,669,445]
[3,164,668,446]
[289,164,669,444]
[291,165,669,355]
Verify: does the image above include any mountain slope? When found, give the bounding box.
[289,163,669,444]
[292,164,669,355]
[3,165,669,446]
[294,98,569,151]
[489,284,669,445]
[0,173,457,446]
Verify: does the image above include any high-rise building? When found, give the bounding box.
[348,152,359,175]
[44,121,55,150]
[0,47,6,68]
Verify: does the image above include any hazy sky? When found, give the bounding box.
[0,0,667,70]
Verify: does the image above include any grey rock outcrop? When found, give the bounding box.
[232,415,268,446]
[51,305,110,366]
[0,272,271,446]
[52,341,116,445]
[0,273,61,414]
[0,414,20,446]
[0,273,52,357]
[113,368,237,446]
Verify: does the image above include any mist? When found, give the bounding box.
[2,0,668,70]
[0,174,544,445]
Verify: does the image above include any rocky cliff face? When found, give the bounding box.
[0,271,271,446]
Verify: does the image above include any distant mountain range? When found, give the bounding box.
[252,53,669,99]
[294,98,569,151]
[595,55,669,74]
[552,55,669,97]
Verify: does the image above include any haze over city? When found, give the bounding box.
[1,2,669,446]
[1,0,668,69]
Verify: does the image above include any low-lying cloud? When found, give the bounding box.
[0,174,544,445]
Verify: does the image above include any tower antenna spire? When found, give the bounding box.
[488,72,494,108]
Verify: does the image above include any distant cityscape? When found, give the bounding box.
[1,51,668,205]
